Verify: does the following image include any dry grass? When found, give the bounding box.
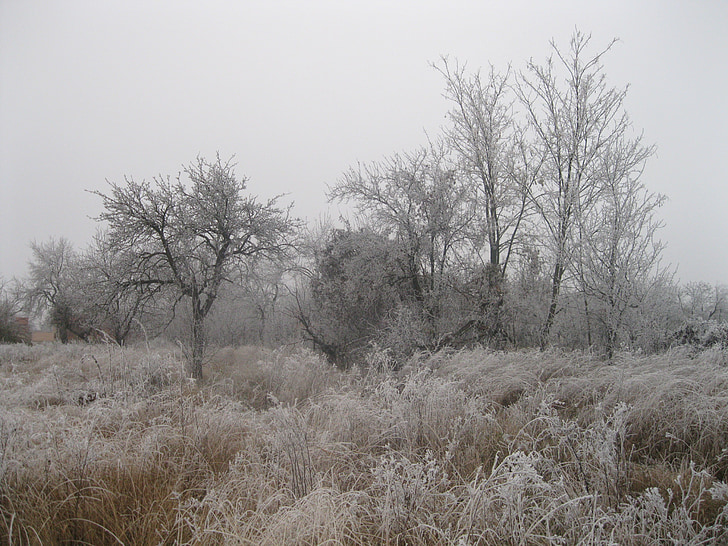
[1,342,727,544]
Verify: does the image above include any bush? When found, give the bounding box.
[0,315,22,344]
[0,306,25,345]
[674,319,728,350]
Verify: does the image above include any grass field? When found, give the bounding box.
[1,342,727,544]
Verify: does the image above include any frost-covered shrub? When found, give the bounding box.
[457,449,589,545]
[371,449,451,538]
[603,465,728,544]
[673,319,728,350]
[703,321,728,349]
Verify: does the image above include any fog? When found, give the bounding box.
[2,0,727,282]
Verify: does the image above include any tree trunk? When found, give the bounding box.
[189,302,205,380]
[583,293,592,348]
[485,262,505,343]
[258,306,266,346]
[605,326,616,361]
[605,290,619,361]
[541,261,565,350]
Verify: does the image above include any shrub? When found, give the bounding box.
[673,318,728,350]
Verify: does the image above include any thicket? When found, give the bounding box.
[290,32,725,366]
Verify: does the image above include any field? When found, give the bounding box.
[1,343,727,545]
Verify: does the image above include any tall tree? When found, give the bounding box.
[436,58,537,342]
[517,31,637,348]
[95,155,295,379]
[436,58,532,277]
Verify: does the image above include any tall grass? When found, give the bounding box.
[1,342,726,544]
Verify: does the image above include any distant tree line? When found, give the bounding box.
[2,31,727,375]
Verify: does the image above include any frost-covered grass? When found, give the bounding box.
[1,343,727,544]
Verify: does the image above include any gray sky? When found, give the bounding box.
[1,0,727,284]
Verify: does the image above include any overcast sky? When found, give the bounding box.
[1,0,727,284]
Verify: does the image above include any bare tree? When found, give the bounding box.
[436,58,537,341]
[78,230,163,344]
[517,31,636,348]
[436,58,533,276]
[577,135,665,358]
[237,257,289,345]
[24,237,92,342]
[329,143,474,345]
[0,277,25,343]
[679,281,728,322]
[94,155,295,379]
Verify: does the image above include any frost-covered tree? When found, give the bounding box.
[237,257,289,345]
[517,31,645,349]
[436,58,537,341]
[577,135,665,358]
[24,237,91,342]
[436,58,533,278]
[329,143,474,345]
[293,227,402,365]
[0,277,25,343]
[94,155,295,379]
[78,231,163,344]
[679,281,728,322]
